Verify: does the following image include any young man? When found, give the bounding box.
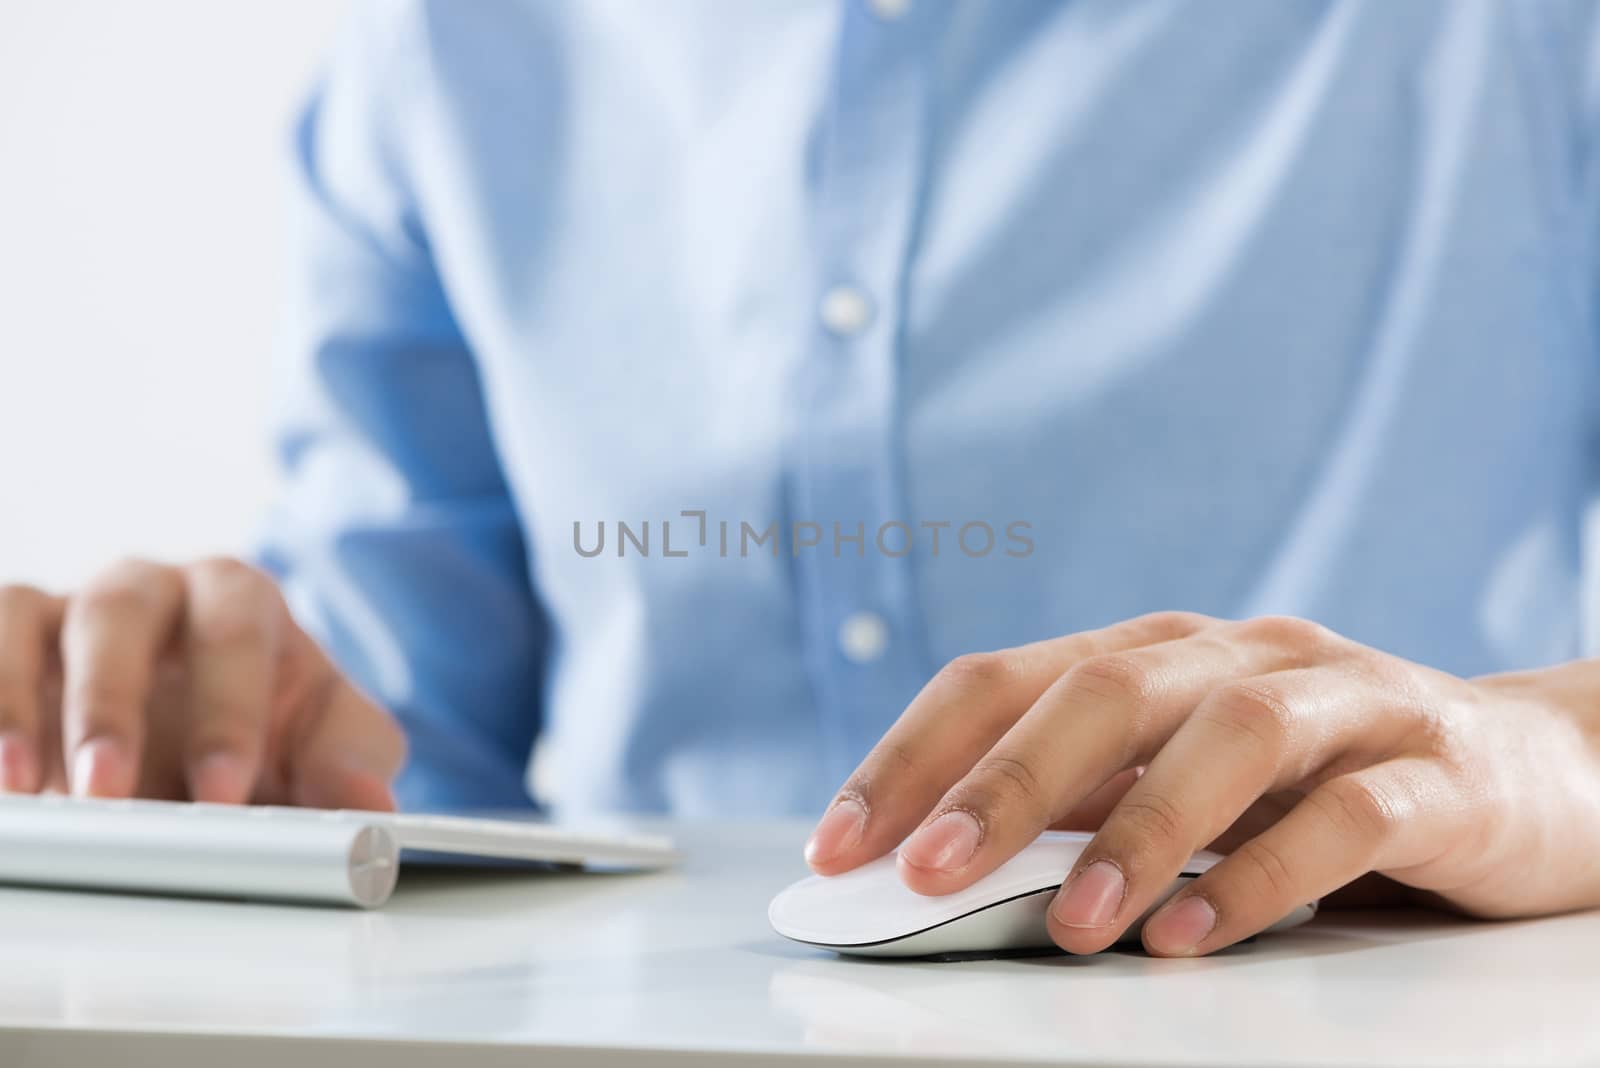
[3,1,1600,956]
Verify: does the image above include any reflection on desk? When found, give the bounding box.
[0,822,1595,1067]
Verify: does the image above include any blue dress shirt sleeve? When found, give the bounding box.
[257,14,546,811]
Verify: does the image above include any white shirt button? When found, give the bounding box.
[819,285,874,337]
[838,611,890,664]
[868,0,912,20]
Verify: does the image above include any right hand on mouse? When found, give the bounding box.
[806,611,1600,957]
[0,557,406,809]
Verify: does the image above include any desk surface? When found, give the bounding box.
[0,821,1595,1068]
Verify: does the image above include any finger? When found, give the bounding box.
[1046,663,1421,951]
[1140,758,1454,956]
[1052,767,1143,832]
[180,559,287,804]
[59,560,186,797]
[805,611,1214,874]
[897,615,1347,894]
[0,585,65,792]
[277,631,406,811]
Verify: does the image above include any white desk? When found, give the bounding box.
[0,822,1595,1068]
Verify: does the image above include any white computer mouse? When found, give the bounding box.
[769,829,1317,958]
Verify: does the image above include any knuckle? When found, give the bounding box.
[1201,681,1297,752]
[933,652,1012,694]
[1134,610,1212,641]
[841,739,919,807]
[869,739,919,778]
[1403,694,1460,761]
[1311,776,1398,844]
[187,557,279,604]
[1114,789,1187,846]
[1234,615,1334,658]
[189,597,273,650]
[186,555,257,587]
[960,754,1051,821]
[973,752,1045,798]
[1233,838,1299,901]
[1064,653,1158,709]
[95,556,165,591]
[69,582,151,626]
[186,559,282,647]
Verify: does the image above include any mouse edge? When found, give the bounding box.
[769,883,1063,950]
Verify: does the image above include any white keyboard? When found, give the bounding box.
[0,793,679,909]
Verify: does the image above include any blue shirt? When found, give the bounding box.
[261,0,1600,815]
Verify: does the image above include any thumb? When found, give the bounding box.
[283,656,407,812]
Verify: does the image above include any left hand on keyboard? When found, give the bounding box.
[0,557,405,808]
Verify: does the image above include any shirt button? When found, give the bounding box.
[838,612,890,664]
[819,285,874,337]
[868,0,911,20]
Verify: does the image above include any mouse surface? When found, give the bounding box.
[769,830,1317,958]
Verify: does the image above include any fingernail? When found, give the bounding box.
[899,810,982,873]
[1144,895,1217,955]
[72,737,132,798]
[0,733,38,793]
[1051,859,1126,928]
[189,751,250,804]
[805,798,867,867]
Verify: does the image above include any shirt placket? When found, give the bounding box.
[792,0,942,783]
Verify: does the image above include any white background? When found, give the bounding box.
[0,1,346,591]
